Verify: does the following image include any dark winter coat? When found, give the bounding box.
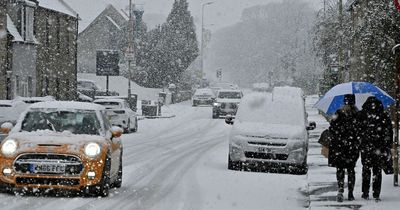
[328,105,361,168]
[359,97,393,168]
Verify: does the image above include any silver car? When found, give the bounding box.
[227,87,315,174]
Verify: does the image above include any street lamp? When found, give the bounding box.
[200,1,214,86]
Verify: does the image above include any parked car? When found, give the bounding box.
[77,79,119,97]
[192,88,216,106]
[0,100,26,125]
[94,98,138,133]
[0,101,123,196]
[226,87,315,174]
[212,89,243,119]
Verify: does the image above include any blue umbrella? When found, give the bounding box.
[314,82,395,115]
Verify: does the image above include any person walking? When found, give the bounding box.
[328,94,361,202]
[359,96,393,201]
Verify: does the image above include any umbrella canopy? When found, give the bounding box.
[314,82,395,115]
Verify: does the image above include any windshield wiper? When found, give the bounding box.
[46,119,57,132]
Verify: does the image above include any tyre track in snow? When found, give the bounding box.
[69,114,229,210]
[0,105,225,210]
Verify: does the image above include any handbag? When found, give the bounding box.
[321,146,329,158]
[383,149,394,175]
[318,129,332,148]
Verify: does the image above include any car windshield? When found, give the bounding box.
[236,93,305,126]
[21,110,101,135]
[218,92,242,99]
[78,81,99,90]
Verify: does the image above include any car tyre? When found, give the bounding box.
[86,154,111,197]
[293,158,308,175]
[212,112,219,119]
[228,154,242,171]
[131,118,138,133]
[124,119,131,134]
[113,153,123,188]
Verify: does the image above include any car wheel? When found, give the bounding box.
[131,118,138,133]
[113,153,123,188]
[86,154,111,197]
[293,158,308,175]
[212,112,219,119]
[228,154,242,171]
[124,119,131,134]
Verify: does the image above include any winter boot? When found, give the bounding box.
[361,193,369,200]
[337,192,344,202]
[348,192,355,201]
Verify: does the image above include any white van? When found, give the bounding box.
[226,87,315,174]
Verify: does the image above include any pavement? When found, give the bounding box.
[305,95,400,210]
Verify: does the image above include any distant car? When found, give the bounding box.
[94,98,138,133]
[77,79,119,97]
[226,87,316,174]
[212,89,243,119]
[192,88,216,106]
[0,100,26,125]
[0,101,123,197]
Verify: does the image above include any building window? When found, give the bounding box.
[44,76,49,96]
[28,76,33,96]
[25,6,34,42]
[15,75,20,97]
[55,78,60,99]
[56,17,61,51]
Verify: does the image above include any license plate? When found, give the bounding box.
[257,147,271,153]
[30,163,66,174]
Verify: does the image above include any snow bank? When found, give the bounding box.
[78,73,162,101]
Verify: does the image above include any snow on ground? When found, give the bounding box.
[78,73,162,101]
[1,95,400,210]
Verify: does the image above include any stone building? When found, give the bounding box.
[77,5,128,73]
[0,0,78,100]
[0,1,7,99]
[35,0,79,100]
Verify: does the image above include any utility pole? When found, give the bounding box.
[127,0,134,101]
[201,1,213,87]
[338,0,345,83]
[392,44,400,186]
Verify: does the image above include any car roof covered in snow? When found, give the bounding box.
[0,100,13,105]
[29,101,105,111]
[236,87,305,126]
[94,98,125,103]
[217,89,242,93]
[194,88,214,95]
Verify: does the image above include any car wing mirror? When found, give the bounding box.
[111,126,123,138]
[0,122,14,134]
[225,115,235,125]
[307,121,316,131]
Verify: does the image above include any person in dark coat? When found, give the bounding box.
[359,96,393,201]
[328,94,361,202]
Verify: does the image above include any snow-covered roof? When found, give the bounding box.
[106,15,122,30]
[94,98,125,103]
[37,0,78,18]
[6,15,24,42]
[29,101,105,111]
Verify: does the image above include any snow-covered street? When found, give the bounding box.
[0,96,398,210]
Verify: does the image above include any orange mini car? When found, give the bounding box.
[0,101,123,196]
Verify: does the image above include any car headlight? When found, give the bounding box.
[213,102,220,107]
[1,139,17,156]
[84,143,101,158]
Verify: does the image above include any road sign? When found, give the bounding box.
[125,46,135,61]
[395,0,400,12]
[96,50,120,76]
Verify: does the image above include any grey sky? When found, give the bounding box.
[66,0,322,32]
